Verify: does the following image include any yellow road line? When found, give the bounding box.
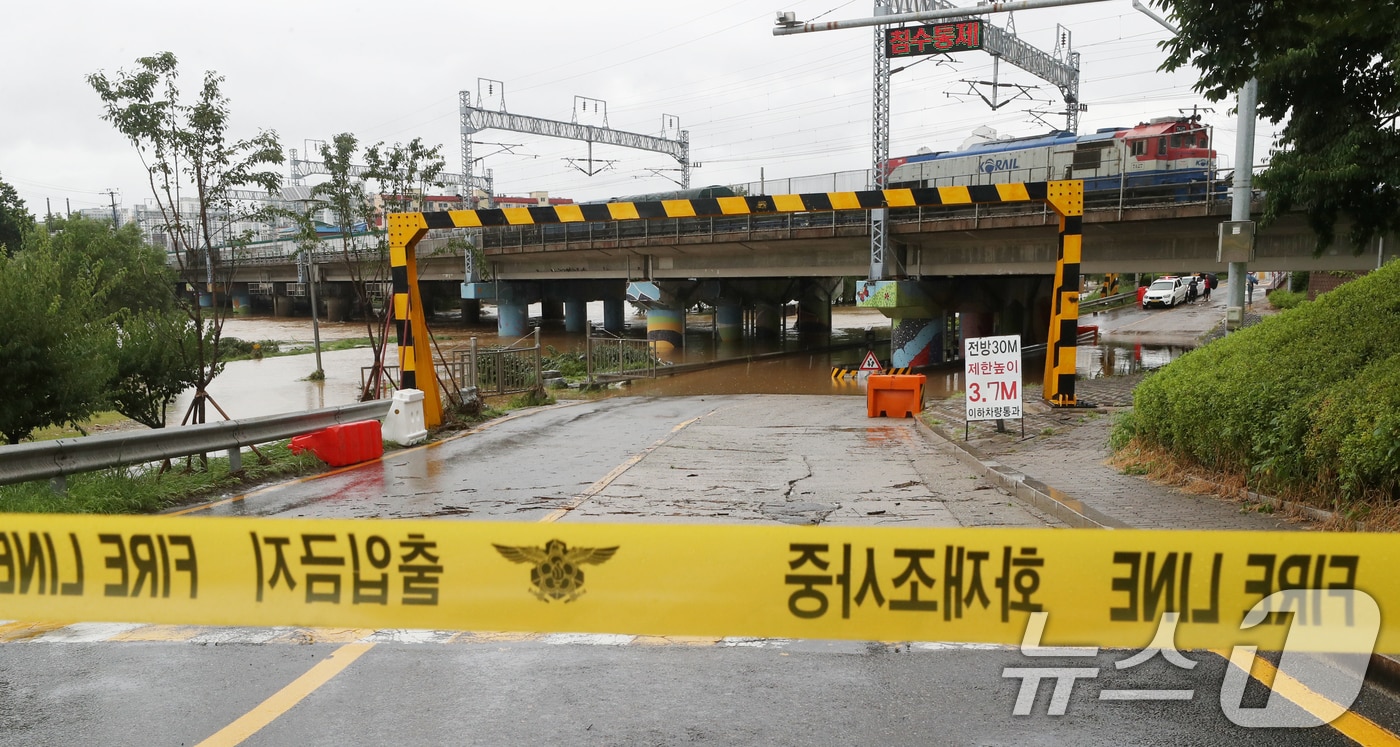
[193,404,703,745]
[539,411,714,523]
[1212,649,1400,746]
[196,643,375,747]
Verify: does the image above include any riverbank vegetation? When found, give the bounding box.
[1112,260,1400,525]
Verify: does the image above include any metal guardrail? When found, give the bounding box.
[1080,291,1137,311]
[455,329,544,397]
[0,400,392,490]
[585,334,660,383]
[1021,328,1101,357]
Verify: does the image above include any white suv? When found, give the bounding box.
[1142,277,1187,308]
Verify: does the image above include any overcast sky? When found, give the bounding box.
[2,0,1274,217]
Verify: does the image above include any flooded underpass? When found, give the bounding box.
[177,301,1195,422]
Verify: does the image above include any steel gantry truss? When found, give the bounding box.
[458,80,690,195]
[287,150,492,201]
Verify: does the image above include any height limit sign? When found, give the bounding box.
[964,335,1023,422]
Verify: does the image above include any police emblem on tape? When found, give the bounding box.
[493,539,618,603]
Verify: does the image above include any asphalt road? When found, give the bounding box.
[4,394,1398,745]
[176,394,1061,528]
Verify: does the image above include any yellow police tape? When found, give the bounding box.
[0,513,1394,652]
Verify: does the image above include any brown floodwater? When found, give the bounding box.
[173,303,1186,422]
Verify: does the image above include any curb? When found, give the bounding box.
[915,418,1128,530]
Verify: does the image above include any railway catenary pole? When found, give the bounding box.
[869,2,895,281]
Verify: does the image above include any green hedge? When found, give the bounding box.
[1267,289,1307,310]
[1120,260,1400,504]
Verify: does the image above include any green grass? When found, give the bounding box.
[0,441,325,514]
[28,411,133,441]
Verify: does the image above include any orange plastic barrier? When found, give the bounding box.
[866,374,926,418]
[289,420,384,467]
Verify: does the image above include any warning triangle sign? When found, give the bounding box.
[859,351,883,371]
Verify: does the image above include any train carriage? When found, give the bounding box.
[887,116,1220,203]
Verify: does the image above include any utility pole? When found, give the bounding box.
[1226,79,1258,327]
[105,189,121,227]
[306,247,324,378]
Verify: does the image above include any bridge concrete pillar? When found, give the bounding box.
[273,294,294,317]
[754,302,782,339]
[540,299,564,320]
[890,314,945,368]
[646,305,685,352]
[326,294,350,323]
[460,298,482,325]
[715,300,744,343]
[856,279,947,368]
[603,298,626,334]
[797,285,832,347]
[563,298,588,334]
[497,300,529,338]
[230,283,252,317]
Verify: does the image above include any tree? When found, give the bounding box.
[39,215,174,317]
[111,309,205,429]
[89,52,283,426]
[0,239,115,443]
[364,137,447,217]
[0,173,33,255]
[312,133,380,389]
[1159,0,1400,250]
[24,215,202,432]
[361,137,448,399]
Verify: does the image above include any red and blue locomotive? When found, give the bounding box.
[886,116,1220,201]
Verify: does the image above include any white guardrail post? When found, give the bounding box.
[0,400,393,489]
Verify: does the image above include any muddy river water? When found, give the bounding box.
[172,301,1191,423]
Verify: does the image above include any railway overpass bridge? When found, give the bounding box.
[221,186,1394,416]
[228,193,1393,290]
[465,198,1391,280]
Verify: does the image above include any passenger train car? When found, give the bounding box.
[886,116,1219,200]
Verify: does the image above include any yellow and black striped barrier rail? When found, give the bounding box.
[831,367,914,379]
[0,514,1393,653]
[407,182,1068,229]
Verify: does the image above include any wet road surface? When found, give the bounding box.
[3,629,1395,746]
[177,395,1060,529]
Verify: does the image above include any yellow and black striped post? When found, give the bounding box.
[1042,181,1083,406]
[387,213,444,429]
[386,179,1083,409]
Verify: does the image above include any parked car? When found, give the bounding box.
[1142,276,1187,308]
